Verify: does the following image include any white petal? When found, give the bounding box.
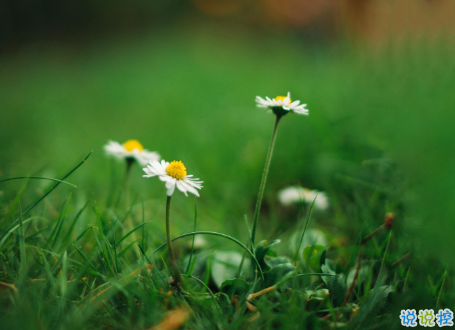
[143,168,156,177]
[104,141,128,159]
[135,155,148,166]
[159,175,171,182]
[152,160,166,175]
[255,96,266,103]
[293,109,309,115]
[166,178,176,196]
[141,150,160,162]
[181,180,200,197]
[176,181,189,197]
[185,178,202,194]
[289,100,300,107]
[143,160,165,176]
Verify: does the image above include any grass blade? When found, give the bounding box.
[116,222,152,246]
[61,198,91,248]
[295,195,317,262]
[22,151,92,217]
[0,176,76,188]
[185,203,197,274]
[18,203,26,281]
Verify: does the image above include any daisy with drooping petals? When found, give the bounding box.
[104,140,160,166]
[143,160,203,197]
[251,92,309,247]
[143,160,203,287]
[256,92,309,116]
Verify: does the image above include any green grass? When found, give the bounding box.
[0,25,454,329]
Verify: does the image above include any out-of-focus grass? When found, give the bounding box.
[0,23,454,313]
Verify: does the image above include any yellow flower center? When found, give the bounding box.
[166,161,187,180]
[123,140,144,152]
[274,95,292,104]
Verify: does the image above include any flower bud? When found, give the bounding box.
[384,212,395,229]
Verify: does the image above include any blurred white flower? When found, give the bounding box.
[143,160,203,197]
[278,186,329,211]
[105,140,160,166]
[256,92,309,115]
[187,235,207,250]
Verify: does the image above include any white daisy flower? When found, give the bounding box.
[143,160,203,197]
[278,186,329,211]
[104,140,160,166]
[256,92,309,116]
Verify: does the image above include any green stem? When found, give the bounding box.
[124,158,134,208]
[166,196,183,286]
[124,158,140,257]
[251,114,282,247]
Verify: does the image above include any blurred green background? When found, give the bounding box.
[1,0,455,267]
